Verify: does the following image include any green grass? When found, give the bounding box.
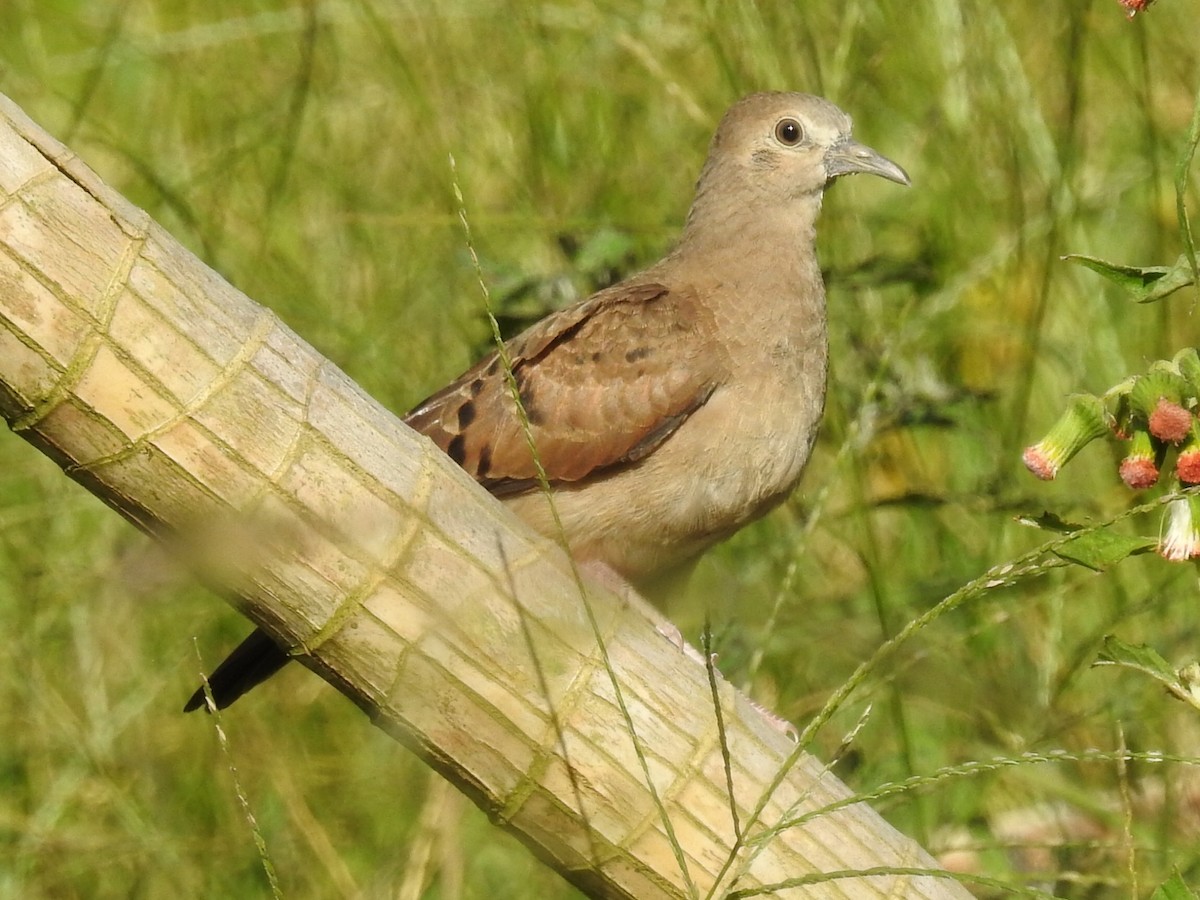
[3,1,1200,896]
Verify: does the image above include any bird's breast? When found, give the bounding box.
[501,271,830,584]
[502,368,826,584]
[676,378,825,525]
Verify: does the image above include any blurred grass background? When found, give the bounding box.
[2,1,1200,897]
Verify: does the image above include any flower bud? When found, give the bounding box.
[1148,397,1193,444]
[1178,420,1200,485]
[1128,362,1190,424]
[1022,394,1111,480]
[1118,428,1161,490]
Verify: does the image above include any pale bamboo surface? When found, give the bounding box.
[0,90,969,899]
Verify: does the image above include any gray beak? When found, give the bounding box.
[825,138,910,186]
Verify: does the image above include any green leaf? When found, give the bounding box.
[1064,253,1195,303]
[1017,514,1154,570]
[1095,636,1200,712]
[1052,530,1155,571]
[1097,635,1177,677]
[1152,871,1199,900]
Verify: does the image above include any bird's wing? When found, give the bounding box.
[184,281,722,712]
[403,280,724,496]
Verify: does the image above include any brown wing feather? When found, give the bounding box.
[403,280,723,496]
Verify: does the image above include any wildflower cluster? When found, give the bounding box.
[1023,348,1200,560]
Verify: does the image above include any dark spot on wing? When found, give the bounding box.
[520,386,544,424]
[515,371,543,425]
[625,346,652,363]
[477,444,492,478]
[469,378,484,396]
[457,401,476,428]
[447,434,466,466]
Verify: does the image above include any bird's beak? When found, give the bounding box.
[824,138,911,186]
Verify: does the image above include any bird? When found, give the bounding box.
[185,91,909,712]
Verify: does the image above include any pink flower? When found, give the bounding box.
[1148,397,1193,445]
[1119,429,1161,490]
[1178,421,1200,485]
[1178,452,1200,486]
[1118,0,1156,17]
[1022,395,1111,481]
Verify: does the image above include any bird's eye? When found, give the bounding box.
[774,118,804,146]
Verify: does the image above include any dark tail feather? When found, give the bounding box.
[184,627,290,712]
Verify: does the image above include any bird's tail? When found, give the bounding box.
[184,627,289,712]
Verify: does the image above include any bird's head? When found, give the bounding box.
[689,91,909,221]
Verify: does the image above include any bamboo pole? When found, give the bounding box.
[0,91,969,899]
